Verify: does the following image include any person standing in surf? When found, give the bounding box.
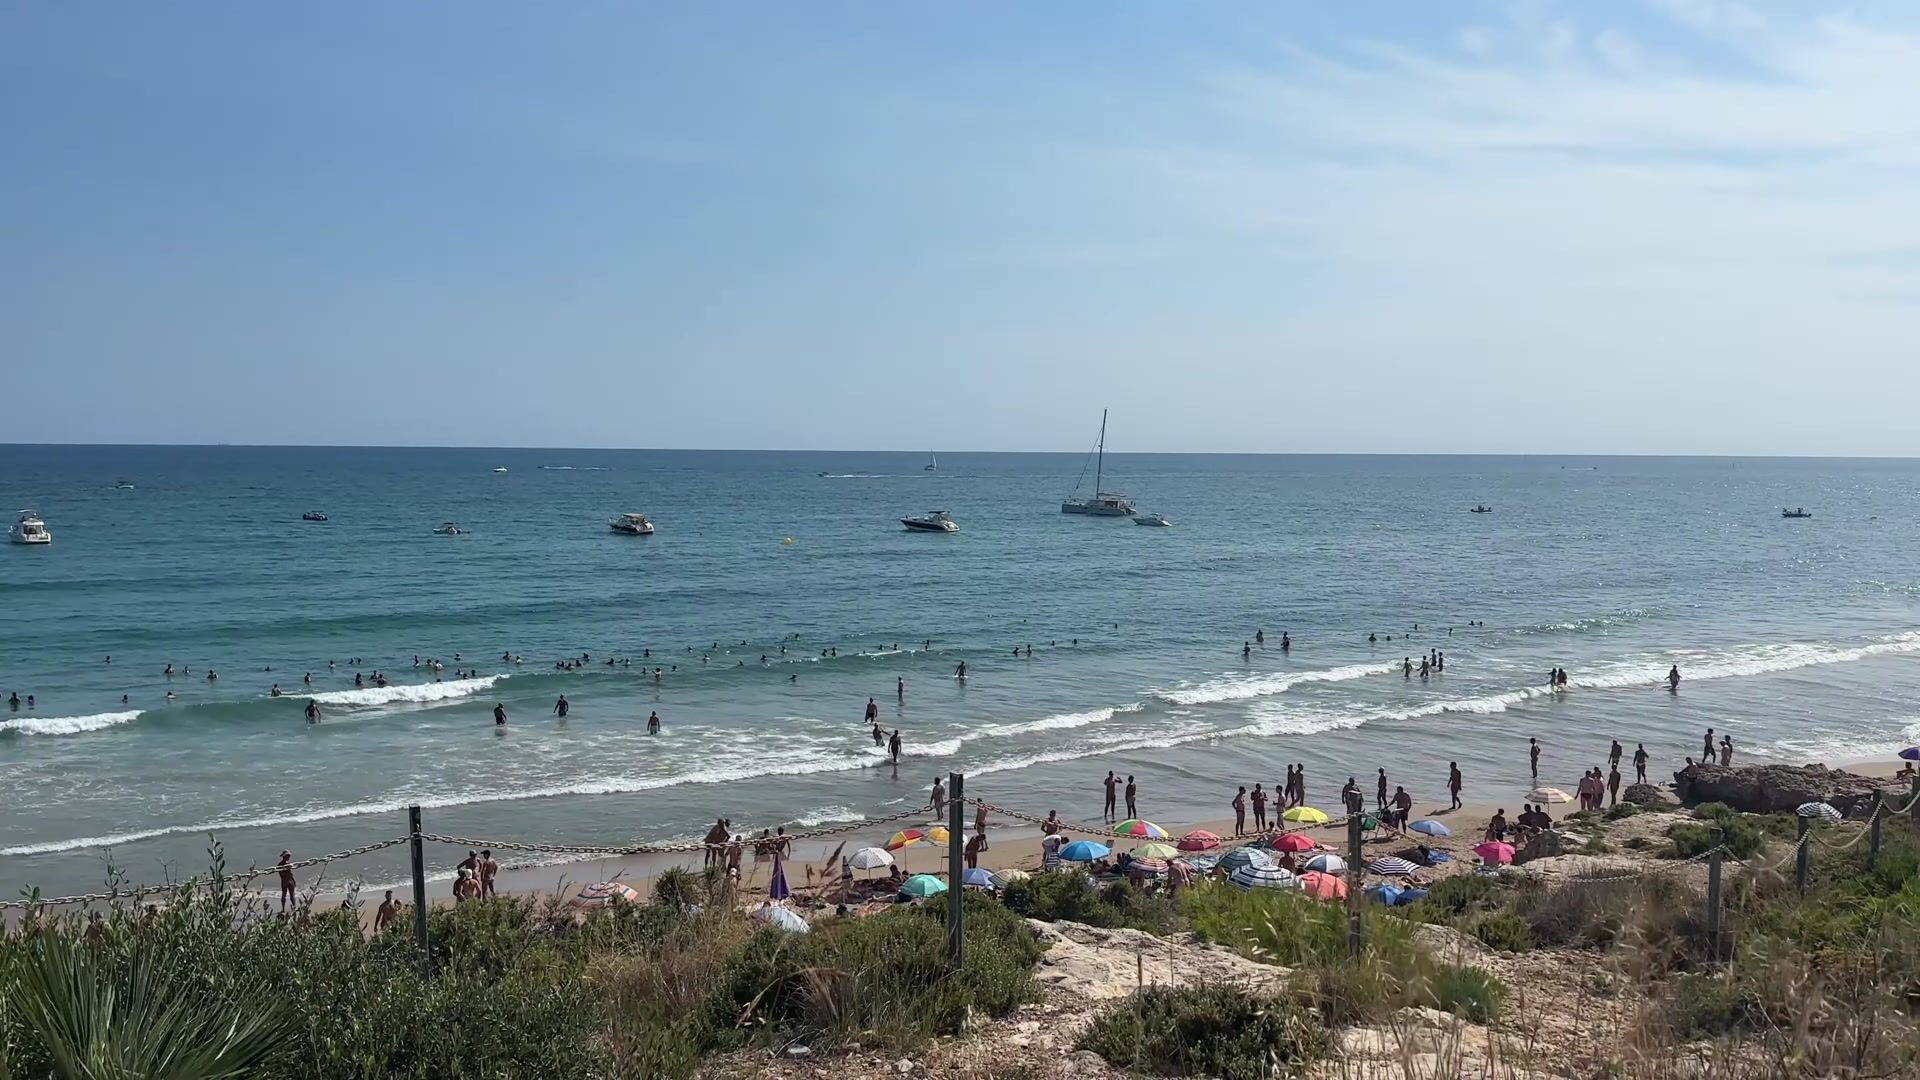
[864,697,878,724]
[493,703,507,726]
[1529,737,1541,780]
[553,694,569,718]
[888,729,902,764]
[1668,665,1681,691]
[1102,771,1118,822]
[1633,743,1649,783]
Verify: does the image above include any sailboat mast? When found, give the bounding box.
[1095,409,1107,493]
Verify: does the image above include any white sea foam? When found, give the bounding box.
[790,806,866,827]
[304,675,500,708]
[975,704,1142,740]
[0,710,142,737]
[1152,663,1394,705]
[969,723,1222,779]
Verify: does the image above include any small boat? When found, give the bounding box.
[9,510,51,545]
[433,522,464,535]
[1133,513,1173,527]
[1061,409,1136,516]
[1469,505,1493,514]
[302,511,329,522]
[609,512,655,535]
[901,510,958,533]
[924,452,938,472]
[492,467,508,474]
[1781,508,1813,519]
[113,481,135,490]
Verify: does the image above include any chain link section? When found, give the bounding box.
[0,836,409,911]
[417,803,933,859]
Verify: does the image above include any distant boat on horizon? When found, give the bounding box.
[1061,409,1135,517]
[925,451,938,472]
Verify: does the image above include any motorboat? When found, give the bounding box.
[492,466,508,474]
[1133,513,1173,527]
[113,480,135,490]
[302,511,329,522]
[1782,508,1813,519]
[433,522,464,535]
[609,512,655,535]
[924,451,938,472]
[1469,505,1493,514]
[9,510,50,545]
[1061,409,1136,516]
[901,510,958,533]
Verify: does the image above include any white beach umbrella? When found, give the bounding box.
[849,846,895,871]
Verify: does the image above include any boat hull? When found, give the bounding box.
[901,520,957,532]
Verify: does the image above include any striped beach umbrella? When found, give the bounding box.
[1128,856,1170,876]
[1281,806,1330,825]
[1303,853,1347,874]
[1529,787,1574,804]
[1112,819,1169,839]
[884,829,928,851]
[1368,856,1418,877]
[1796,801,1842,820]
[1218,847,1279,876]
[1059,840,1110,862]
[1408,819,1451,837]
[1176,829,1221,852]
[1472,841,1516,865]
[1298,870,1348,901]
[1134,842,1180,860]
[1228,863,1298,891]
[898,874,947,899]
[1268,832,1316,853]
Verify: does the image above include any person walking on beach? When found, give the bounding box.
[553,694,569,718]
[1103,771,1118,822]
[1448,762,1463,810]
[703,818,728,869]
[931,776,946,818]
[974,799,988,836]
[964,831,986,870]
[1251,783,1268,832]
[478,850,498,896]
[1124,775,1137,819]
[887,729,902,764]
[1232,786,1247,836]
[1375,769,1389,814]
[1292,764,1307,809]
[1633,743,1648,784]
[1529,738,1541,780]
[1390,786,1413,832]
[1607,764,1622,806]
[277,850,297,912]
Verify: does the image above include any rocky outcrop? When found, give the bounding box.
[1026,920,1287,1000]
[1513,830,1568,864]
[1672,763,1898,816]
[1621,783,1674,807]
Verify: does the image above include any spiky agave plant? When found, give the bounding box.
[11,934,291,1080]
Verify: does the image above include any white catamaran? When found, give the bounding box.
[1061,409,1135,516]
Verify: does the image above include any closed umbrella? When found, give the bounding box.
[1228,863,1298,890]
[1112,819,1169,839]
[961,867,996,889]
[1303,853,1347,874]
[849,846,895,872]
[1268,832,1316,853]
[1529,787,1574,805]
[1298,871,1348,900]
[768,853,791,901]
[570,881,641,908]
[1177,830,1221,852]
[1369,856,1418,876]
[899,874,947,899]
[1219,847,1279,875]
[1796,801,1842,820]
[1281,806,1330,825]
[1409,819,1450,837]
[1473,841,1516,865]
[1134,842,1180,860]
[751,905,809,934]
[1059,840,1110,862]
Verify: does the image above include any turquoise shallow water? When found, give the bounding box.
[3,446,1918,897]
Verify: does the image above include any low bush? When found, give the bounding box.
[1425,964,1505,1023]
[1469,912,1533,953]
[1514,871,1703,968]
[1078,985,1328,1079]
[1604,802,1642,821]
[1001,871,1181,934]
[1412,874,1509,920]
[1668,971,1758,1037]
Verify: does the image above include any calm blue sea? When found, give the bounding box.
[3,446,1918,898]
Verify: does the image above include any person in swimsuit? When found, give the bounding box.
[277,850,297,911]
[1251,783,1268,832]
[1232,786,1247,835]
[647,710,661,734]
[375,890,399,932]
[304,700,320,723]
[1102,771,1118,822]
[478,850,498,896]
[1633,743,1648,783]
[493,703,507,726]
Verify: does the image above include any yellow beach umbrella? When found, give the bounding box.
[1281,806,1330,825]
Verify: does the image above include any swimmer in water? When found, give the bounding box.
[1280,632,1290,652]
[1242,641,1251,660]
[897,676,904,701]
[305,700,320,723]
[554,695,569,717]
[1667,665,1681,691]
[647,710,661,734]
[1255,629,1265,645]
[270,684,282,697]
[954,661,967,679]
[493,703,507,726]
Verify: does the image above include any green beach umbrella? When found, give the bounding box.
[1134,842,1180,860]
[898,874,948,899]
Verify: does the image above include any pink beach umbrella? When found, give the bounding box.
[1298,870,1349,901]
[1176,829,1221,852]
[1473,841,1516,865]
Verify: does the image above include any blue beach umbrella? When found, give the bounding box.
[1227,863,1297,891]
[1367,884,1404,906]
[1408,819,1450,837]
[1059,840,1110,863]
[768,853,791,901]
[1899,746,1920,761]
[1218,847,1278,876]
[961,867,996,889]
[1395,888,1429,907]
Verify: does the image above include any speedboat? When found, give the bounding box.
[1469,505,1493,514]
[113,481,135,490]
[302,511,328,522]
[492,467,508,474]
[901,510,958,533]
[9,510,50,545]
[1782,507,1812,519]
[433,522,464,535]
[1133,513,1173,527]
[609,512,655,535]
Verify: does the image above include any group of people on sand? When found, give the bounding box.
[1230,766,1312,834]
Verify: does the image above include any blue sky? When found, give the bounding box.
[5,1,1919,453]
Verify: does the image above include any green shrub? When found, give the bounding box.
[1469,912,1533,953]
[1413,874,1508,919]
[1078,985,1327,1078]
[1425,964,1505,1023]
[1668,972,1757,1037]
[1001,871,1180,934]
[1604,803,1642,821]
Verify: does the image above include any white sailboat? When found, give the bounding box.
[924,451,938,472]
[1061,409,1135,516]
